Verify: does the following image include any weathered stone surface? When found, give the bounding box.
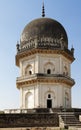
[0,127,60,130]
[20,18,68,50]
[0,113,59,128]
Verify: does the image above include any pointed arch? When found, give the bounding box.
[63,64,68,76]
[25,92,34,109]
[44,90,55,108]
[65,91,69,108]
[44,62,55,74]
[25,64,32,75]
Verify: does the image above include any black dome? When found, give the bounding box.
[20,18,68,49]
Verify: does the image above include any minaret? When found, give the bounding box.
[16,8,75,109]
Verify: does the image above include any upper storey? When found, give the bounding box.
[20,18,68,50]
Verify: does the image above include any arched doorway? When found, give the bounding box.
[47,99,52,108]
[45,92,55,108]
[47,94,52,108]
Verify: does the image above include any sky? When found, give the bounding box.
[0,0,81,110]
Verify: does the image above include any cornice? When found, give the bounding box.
[16,49,75,66]
[16,74,75,89]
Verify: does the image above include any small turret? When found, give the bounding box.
[16,41,20,52]
[71,45,74,56]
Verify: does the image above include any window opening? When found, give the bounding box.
[29,70,32,75]
[48,94,51,98]
[47,69,51,74]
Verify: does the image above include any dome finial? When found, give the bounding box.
[42,1,45,17]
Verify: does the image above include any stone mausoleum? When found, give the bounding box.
[0,4,81,130]
[16,8,75,109]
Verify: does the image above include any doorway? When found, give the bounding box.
[47,99,52,108]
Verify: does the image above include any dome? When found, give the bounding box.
[20,18,68,49]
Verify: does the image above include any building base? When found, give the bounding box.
[0,108,81,129]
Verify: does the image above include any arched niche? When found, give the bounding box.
[25,64,32,76]
[25,92,34,109]
[63,64,68,76]
[64,91,69,108]
[44,62,55,74]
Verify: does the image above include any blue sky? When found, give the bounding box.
[0,0,81,110]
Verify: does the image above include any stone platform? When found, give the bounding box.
[0,108,81,129]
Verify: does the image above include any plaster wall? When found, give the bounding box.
[20,82,71,109]
[19,54,71,77]
[18,53,72,109]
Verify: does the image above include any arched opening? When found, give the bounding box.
[48,94,51,98]
[47,94,52,108]
[47,99,52,108]
[47,69,51,74]
[44,62,55,74]
[45,91,55,108]
[29,70,32,75]
[25,64,32,75]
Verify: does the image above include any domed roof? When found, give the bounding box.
[20,18,68,49]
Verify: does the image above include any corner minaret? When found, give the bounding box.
[16,13,75,109]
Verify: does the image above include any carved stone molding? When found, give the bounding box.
[16,74,75,89]
[16,49,75,66]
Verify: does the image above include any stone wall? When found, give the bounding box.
[0,127,60,130]
[0,113,59,128]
